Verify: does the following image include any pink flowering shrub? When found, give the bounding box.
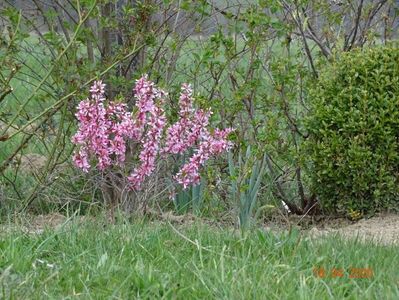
[72,76,233,191]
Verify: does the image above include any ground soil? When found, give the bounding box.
[307,213,399,245]
[262,212,399,245]
[2,212,399,245]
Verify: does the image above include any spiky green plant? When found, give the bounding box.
[174,177,206,214]
[228,146,267,230]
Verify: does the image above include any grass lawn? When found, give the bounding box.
[1,219,398,299]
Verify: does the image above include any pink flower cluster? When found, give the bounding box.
[71,81,135,172]
[174,128,234,189]
[163,84,210,155]
[163,84,233,188]
[72,76,233,191]
[127,77,167,190]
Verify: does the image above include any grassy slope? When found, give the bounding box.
[1,221,398,299]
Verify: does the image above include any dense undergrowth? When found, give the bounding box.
[1,1,399,224]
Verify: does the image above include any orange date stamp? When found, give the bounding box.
[313,267,373,279]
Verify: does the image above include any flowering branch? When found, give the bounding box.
[72,76,233,192]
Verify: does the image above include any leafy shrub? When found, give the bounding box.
[306,45,399,214]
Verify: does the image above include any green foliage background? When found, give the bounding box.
[1,0,399,221]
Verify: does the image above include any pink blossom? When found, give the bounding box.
[163,85,210,154]
[71,80,135,171]
[128,102,166,189]
[174,128,234,189]
[72,147,90,172]
[127,77,167,190]
[72,76,234,192]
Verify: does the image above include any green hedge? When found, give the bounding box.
[306,45,399,214]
